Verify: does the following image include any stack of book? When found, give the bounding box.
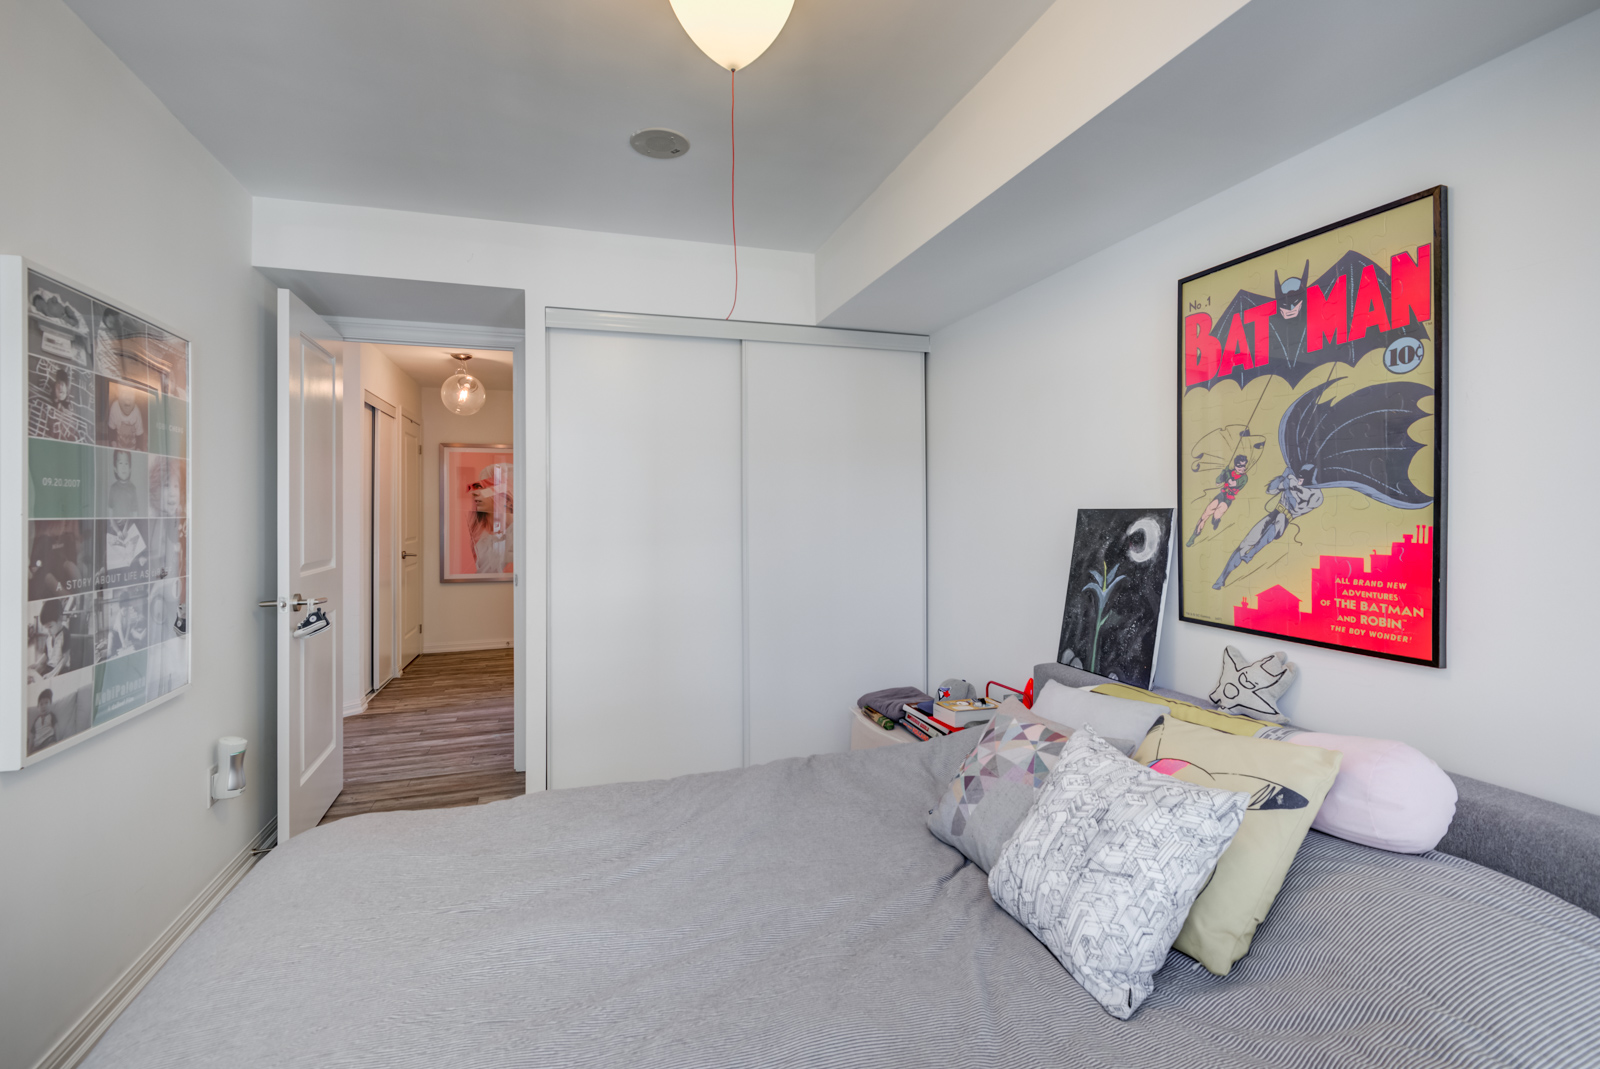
[898,698,997,741]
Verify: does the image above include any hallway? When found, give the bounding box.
[321,649,521,824]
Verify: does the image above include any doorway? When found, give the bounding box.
[332,339,518,822]
[263,266,527,836]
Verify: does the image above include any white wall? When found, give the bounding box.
[254,198,817,790]
[421,387,514,653]
[0,1,273,1066]
[359,344,422,418]
[927,11,1600,815]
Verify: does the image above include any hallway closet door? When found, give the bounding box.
[548,330,745,789]
[743,342,925,763]
[373,407,397,690]
[361,404,375,694]
[399,414,423,668]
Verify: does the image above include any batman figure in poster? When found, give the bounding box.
[1212,378,1433,589]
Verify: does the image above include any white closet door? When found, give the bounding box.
[373,408,396,690]
[743,342,926,764]
[549,330,744,788]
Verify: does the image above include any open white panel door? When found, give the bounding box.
[276,290,344,838]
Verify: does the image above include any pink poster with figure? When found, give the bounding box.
[439,444,513,582]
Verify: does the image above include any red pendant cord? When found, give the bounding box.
[725,67,739,321]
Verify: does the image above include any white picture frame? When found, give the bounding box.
[1,257,193,769]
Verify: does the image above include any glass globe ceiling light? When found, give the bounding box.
[441,353,487,415]
[668,0,795,71]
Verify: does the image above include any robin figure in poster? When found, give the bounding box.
[1187,454,1250,547]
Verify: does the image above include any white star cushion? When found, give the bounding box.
[1209,645,1297,722]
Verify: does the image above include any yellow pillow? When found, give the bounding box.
[1133,716,1341,975]
[1090,683,1267,737]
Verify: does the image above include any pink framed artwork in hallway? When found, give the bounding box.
[439,443,513,583]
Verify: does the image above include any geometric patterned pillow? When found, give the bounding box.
[926,708,1070,873]
[988,728,1249,1019]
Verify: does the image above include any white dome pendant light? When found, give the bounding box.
[667,1,795,321]
[441,352,487,416]
[668,0,795,72]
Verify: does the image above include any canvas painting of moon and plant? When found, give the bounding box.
[1056,508,1175,689]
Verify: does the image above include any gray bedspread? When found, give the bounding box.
[85,734,1600,1068]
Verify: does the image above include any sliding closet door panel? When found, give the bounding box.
[744,342,926,764]
[549,330,744,789]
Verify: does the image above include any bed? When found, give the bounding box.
[82,719,1600,1068]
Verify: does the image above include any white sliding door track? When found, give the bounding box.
[545,308,929,353]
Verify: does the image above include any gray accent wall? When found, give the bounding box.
[0,1,275,1065]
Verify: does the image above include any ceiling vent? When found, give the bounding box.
[630,128,691,159]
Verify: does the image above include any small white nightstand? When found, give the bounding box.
[849,707,917,750]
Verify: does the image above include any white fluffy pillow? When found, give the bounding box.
[1028,679,1162,755]
[1284,732,1457,853]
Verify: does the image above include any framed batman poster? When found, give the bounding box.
[0,257,192,769]
[1176,187,1446,668]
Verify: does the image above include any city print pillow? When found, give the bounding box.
[988,729,1248,1019]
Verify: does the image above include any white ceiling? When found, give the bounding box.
[63,0,1056,252]
[378,344,514,391]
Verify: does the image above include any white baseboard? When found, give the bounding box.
[33,818,278,1069]
[421,638,514,654]
[342,693,371,718]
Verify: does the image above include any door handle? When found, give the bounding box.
[263,594,329,611]
[401,551,416,559]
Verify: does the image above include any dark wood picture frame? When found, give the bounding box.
[1175,187,1447,668]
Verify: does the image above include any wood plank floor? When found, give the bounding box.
[321,649,520,824]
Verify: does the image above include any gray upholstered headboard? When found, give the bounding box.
[1033,663,1600,916]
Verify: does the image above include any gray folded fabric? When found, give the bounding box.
[857,686,933,721]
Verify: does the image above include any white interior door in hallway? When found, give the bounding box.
[400,413,423,669]
[371,402,397,692]
[546,314,928,790]
[360,403,374,694]
[275,290,345,838]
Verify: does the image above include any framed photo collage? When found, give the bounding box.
[7,264,192,766]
